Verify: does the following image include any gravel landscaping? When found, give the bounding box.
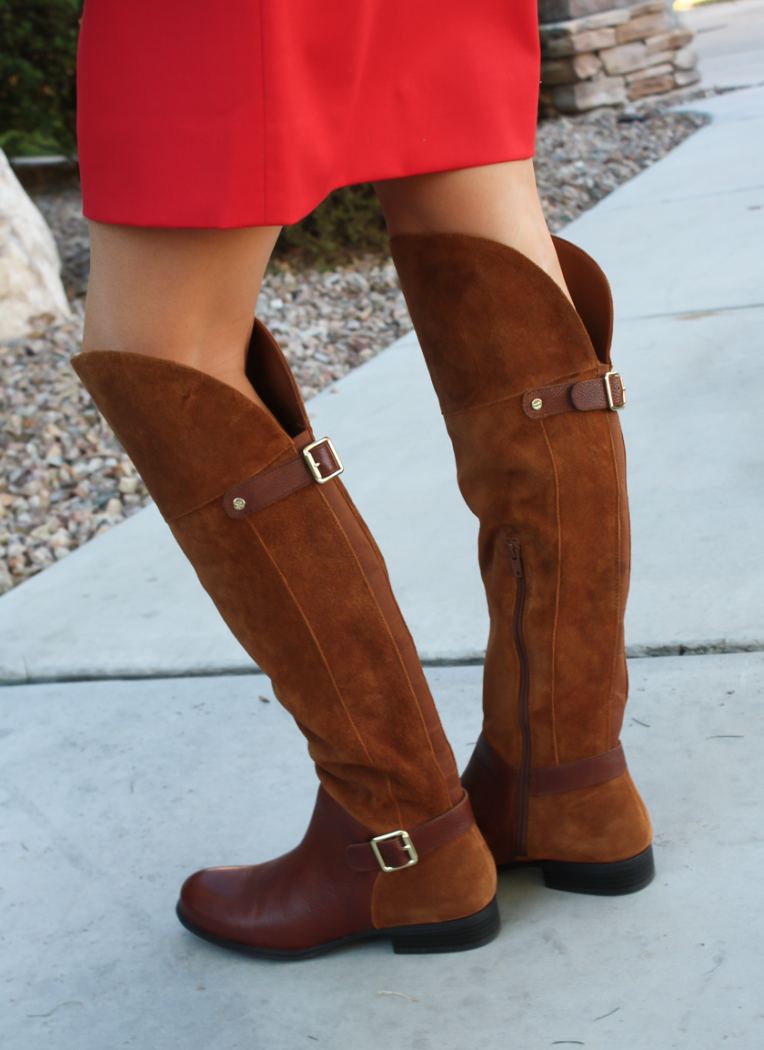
[0,102,708,593]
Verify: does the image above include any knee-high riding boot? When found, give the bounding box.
[72,320,498,957]
[390,233,654,896]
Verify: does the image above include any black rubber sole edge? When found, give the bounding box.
[536,844,656,896]
[176,896,501,961]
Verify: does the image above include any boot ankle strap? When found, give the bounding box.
[530,741,627,795]
[224,434,343,518]
[523,369,626,419]
[345,792,476,873]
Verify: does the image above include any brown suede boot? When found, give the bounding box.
[390,232,654,896]
[72,320,498,958]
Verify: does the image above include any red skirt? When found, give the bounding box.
[77,0,540,228]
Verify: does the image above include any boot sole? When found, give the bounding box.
[176,896,500,960]
[535,844,655,896]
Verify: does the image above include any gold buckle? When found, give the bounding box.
[303,437,344,484]
[370,830,419,873]
[604,371,626,411]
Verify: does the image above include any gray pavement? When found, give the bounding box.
[1,83,763,680]
[685,0,764,89]
[2,653,763,1050]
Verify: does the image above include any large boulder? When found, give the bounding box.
[0,148,71,341]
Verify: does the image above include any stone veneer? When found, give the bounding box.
[539,0,701,113]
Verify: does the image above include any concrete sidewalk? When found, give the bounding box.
[685,0,764,90]
[1,84,763,680]
[2,652,763,1050]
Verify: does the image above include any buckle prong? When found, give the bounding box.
[303,437,344,484]
[370,829,419,872]
[604,371,626,411]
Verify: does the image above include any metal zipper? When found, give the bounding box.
[506,539,531,859]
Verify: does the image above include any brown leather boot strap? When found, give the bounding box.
[345,792,476,873]
[223,435,343,518]
[530,742,627,796]
[522,367,625,419]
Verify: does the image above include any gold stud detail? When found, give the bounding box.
[531,397,543,411]
[233,497,246,511]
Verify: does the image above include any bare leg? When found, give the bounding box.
[82,223,281,407]
[374,159,571,301]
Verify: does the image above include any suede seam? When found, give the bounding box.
[316,482,453,822]
[330,485,458,809]
[242,510,401,825]
[605,417,623,755]
[540,419,562,767]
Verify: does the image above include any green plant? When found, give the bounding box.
[0,0,82,157]
[274,184,389,267]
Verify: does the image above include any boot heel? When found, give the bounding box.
[540,844,655,896]
[387,897,500,954]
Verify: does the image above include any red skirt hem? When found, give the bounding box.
[79,144,538,230]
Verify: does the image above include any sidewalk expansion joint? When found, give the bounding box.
[621,301,764,322]
[2,642,763,686]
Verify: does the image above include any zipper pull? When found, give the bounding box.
[506,539,524,578]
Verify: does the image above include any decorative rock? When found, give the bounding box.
[646,27,693,53]
[118,476,140,495]
[585,8,633,29]
[545,27,618,57]
[629,0,665,15]
[552,75,628,111]
[674,68,702,87]
[616,11,671,43]
[674,46,699,71]
[0,150,70,342]
[628,72,676,99]
[601,42,652,75]
[541,52,604,84]
[626,61,674,84]
[540,18,588,43]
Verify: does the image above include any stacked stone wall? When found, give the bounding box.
[539,0,700,113]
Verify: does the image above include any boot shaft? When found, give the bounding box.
[72,321,462,832]
[390,233,630,769]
